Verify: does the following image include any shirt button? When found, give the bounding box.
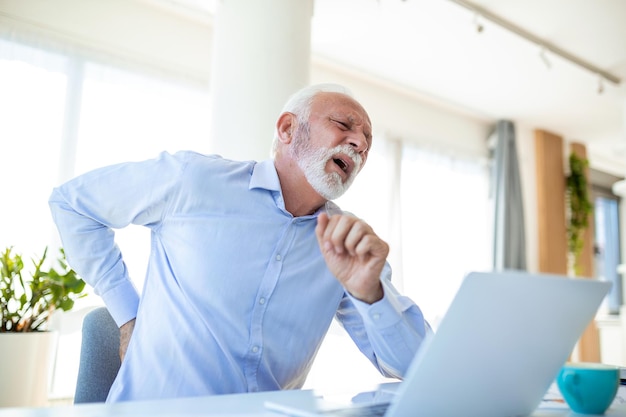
[275,254,282,261]
[372,313,381,320]
[259,297,266,305]
[251,346,259,353]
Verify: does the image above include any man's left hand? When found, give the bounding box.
[315,212,388,304]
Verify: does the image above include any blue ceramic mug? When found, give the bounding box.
[556,362,619,415]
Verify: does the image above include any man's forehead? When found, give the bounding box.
[313,92,372,127]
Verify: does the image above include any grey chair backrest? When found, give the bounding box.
[74,306,121,403]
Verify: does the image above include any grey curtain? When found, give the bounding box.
[490,120,527,271]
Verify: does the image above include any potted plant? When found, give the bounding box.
[565,152,594,276]
[0,246,87,407]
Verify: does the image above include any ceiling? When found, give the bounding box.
[311,0,626,173]
[160,0,626,174]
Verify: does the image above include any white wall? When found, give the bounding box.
[0,0,213,85]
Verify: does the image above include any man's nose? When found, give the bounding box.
[347,132,369,154]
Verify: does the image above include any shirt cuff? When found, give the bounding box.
[100,280,140,327]
[348,279,405,329]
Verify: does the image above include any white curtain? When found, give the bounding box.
[400,145,492,328]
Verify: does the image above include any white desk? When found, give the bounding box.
[0,389,317,417]
[0,387,625,417]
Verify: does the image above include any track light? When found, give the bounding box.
[473,13,484,33]
[598,75,604,94]
[539,47,551,70]
[449,0,621,86]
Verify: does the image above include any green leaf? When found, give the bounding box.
[0,246,88,332]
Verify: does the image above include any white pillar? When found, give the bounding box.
[209,0,314,161]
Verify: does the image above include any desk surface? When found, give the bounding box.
[1,387,625,417]
[0,389,318,417]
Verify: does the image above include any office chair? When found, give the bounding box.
[74,306,121,403]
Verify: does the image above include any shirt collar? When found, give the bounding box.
[249,159,327,218]
[249,159,281,192]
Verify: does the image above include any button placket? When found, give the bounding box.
[243,220,296,392]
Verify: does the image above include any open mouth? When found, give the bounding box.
[333,157,349,173]
[330,153,357,181]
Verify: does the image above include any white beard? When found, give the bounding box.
[295,142,362,200]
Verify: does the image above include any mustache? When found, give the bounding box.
[327,145,362,170]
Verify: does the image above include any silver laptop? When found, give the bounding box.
[266,270,611,417]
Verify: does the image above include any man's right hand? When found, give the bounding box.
[119,318,136,362]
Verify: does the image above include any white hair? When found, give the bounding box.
[281,83,354,121]
[271,83,354,156]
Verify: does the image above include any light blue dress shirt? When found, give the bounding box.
[49,151,430,402]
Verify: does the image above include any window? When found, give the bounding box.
[399,145,491,327]
[1,37,211,399]
[75,63,211,175]
[0,40,67,254]
[593,187,622,314]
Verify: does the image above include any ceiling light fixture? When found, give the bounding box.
[539,47,551,70]
[598,75,605,94]
[473,13,484,33]
[449,0,621,86]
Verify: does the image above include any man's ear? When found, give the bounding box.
[276,112,296,144]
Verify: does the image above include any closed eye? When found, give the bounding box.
[331,119,349,129]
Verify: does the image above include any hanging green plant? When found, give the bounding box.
[565,152,593,276]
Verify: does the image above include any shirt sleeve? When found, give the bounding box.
[48,151,187,326]
[336,263,433,379]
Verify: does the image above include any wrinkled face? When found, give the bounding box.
[291,92,372,200]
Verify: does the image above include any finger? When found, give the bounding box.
[326,215,358,254]
[316,212,329,233]
[343,221,372,256]
[316,212,331,249]
[355,234,389,261]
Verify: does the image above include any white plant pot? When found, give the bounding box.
[0,331,58,407]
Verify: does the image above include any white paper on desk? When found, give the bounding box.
[539,382,569,410]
